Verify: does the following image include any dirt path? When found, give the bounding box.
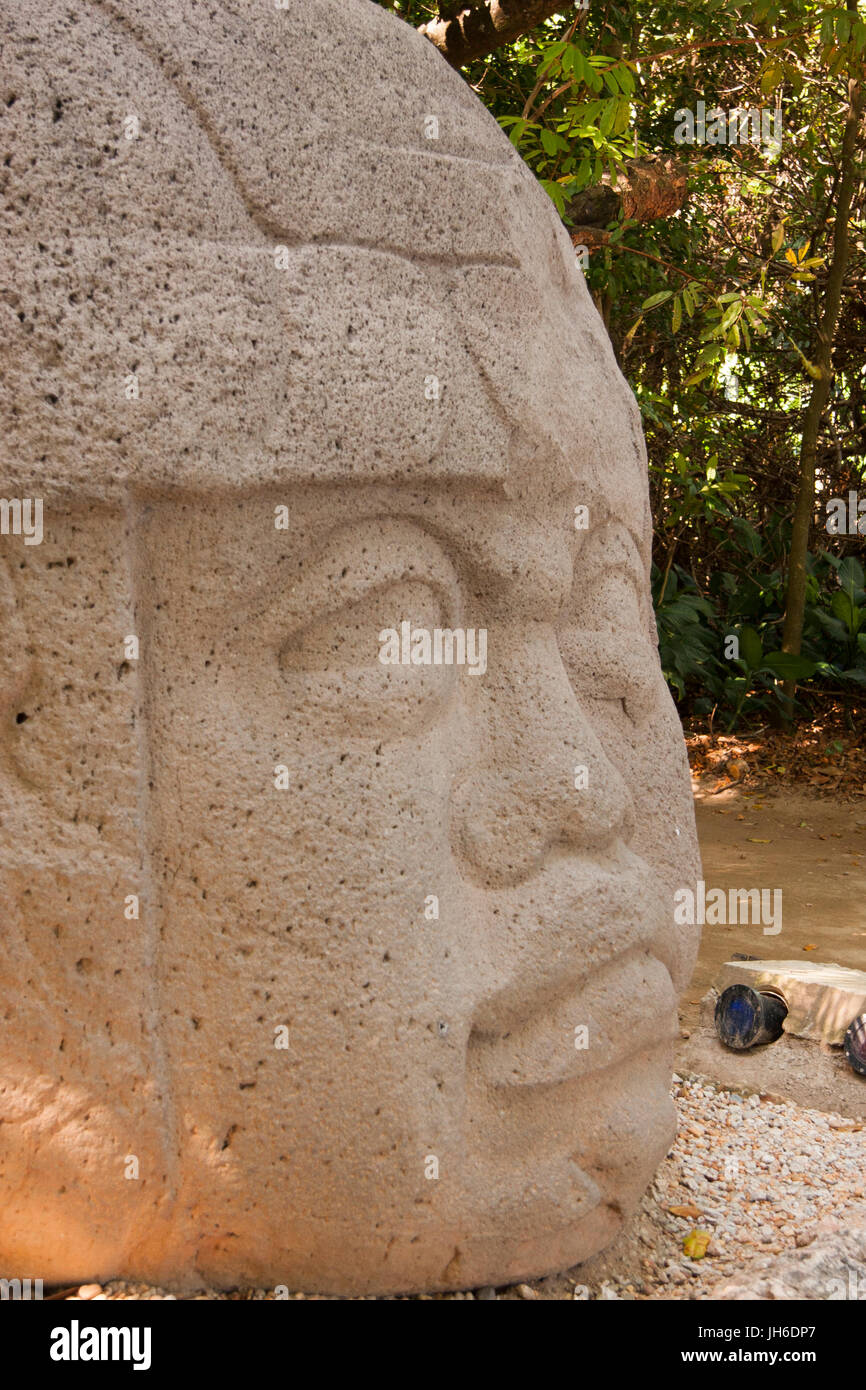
[682,787,866,1031]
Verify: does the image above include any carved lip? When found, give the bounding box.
[468,948,678,1090]
[471,843,678,1035]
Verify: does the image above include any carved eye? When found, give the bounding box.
[280,580,444,672]
[278,579,458,736]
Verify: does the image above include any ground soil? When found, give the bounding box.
[682,727,866,1031]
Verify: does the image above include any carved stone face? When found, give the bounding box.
[0,0,700,1292]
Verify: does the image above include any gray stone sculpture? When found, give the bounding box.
[0,0,701,1293]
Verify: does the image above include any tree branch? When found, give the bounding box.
[566,157,688,240]
[419,0,578,68]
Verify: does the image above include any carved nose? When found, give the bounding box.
[450,628,634,888]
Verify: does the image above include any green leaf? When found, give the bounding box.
[839,556,865,594]
[762,651,817,680]
[831,590,855,630]
[813,609,849,642]
[683,367,714,387]
[613,99,631,136]
[730,517,762,556]
[672,296,682,334]
[739,625,764,671]
[642,290,673,310]
[540,179,566,216]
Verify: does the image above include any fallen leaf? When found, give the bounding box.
[683,1229,712,1260]
[803,943,818,951]
[747,838,771,843]
[670,1204,702,1220]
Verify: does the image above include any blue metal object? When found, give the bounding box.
[715,983,787,1050]
[844,1013,866,1077]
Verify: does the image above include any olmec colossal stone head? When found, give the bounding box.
[0,0,700,1293]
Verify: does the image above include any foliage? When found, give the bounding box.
[377,0,866,727]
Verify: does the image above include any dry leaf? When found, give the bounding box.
[803,943,818,951]
[669,1204,702,1220]
[683,1229,712,1259]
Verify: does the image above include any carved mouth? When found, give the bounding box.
[468,843,679,1041]
[467,949,677,1091]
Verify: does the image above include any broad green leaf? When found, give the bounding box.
[762,651,817,680]
[642,290,673,310]
[839,556,865,593]
[739,625,764,671]
[831,590,855,630]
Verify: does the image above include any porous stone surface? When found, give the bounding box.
[0,0,700,1293]
[36,1079,866,1299]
